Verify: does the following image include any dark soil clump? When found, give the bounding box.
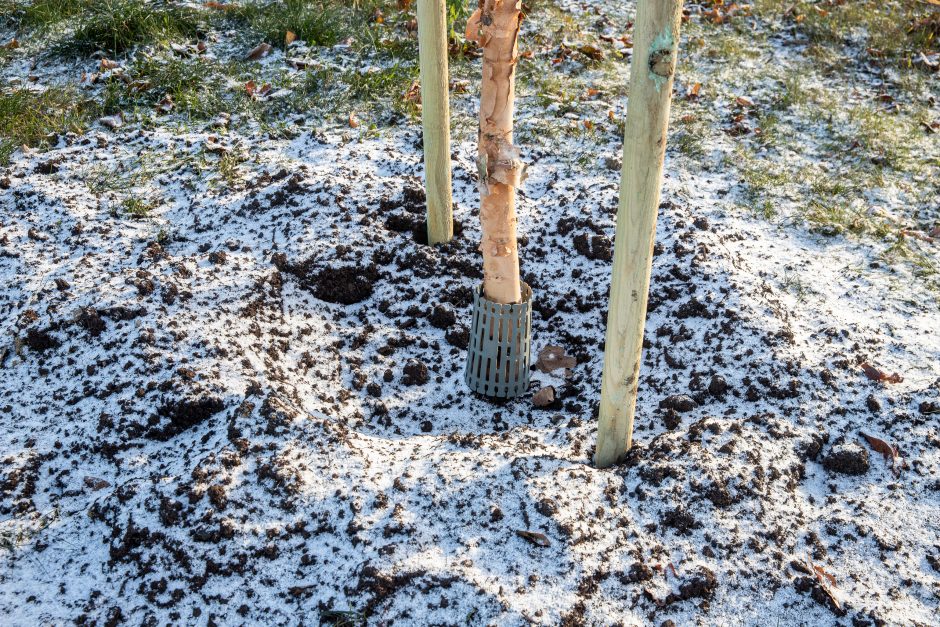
[149,397,225,441]
[821,442,869,476]
[402,360,429,386]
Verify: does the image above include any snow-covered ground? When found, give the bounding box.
[1,1,938,625]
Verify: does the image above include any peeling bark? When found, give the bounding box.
[468,0,524,304]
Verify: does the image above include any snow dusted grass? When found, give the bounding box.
[0,0,938,625]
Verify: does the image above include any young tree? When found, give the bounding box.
[466,0,525,304]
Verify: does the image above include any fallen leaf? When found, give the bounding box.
[532,386,555,407]
[860,432,899,465]
[578,43,604,60]
[156,94,174,113]
[2,38,20,50]
[204,1,233,10]
[246,42,272,61]
[535,345,577,374]
[735,95,754,107]
[806,556,841,610]
[245,81,271,98]
[686,82,702,100]
[348,113,359,128]
[285,30,297,46]
[403,80,421,104]
[860,362,903,384]
[99,114,124,129]
[84,476,111,490]
[515,530,550,547]
[100,58,120,71]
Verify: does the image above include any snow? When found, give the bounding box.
[1,0,938,625]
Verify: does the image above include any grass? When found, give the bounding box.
[0,0,205,54]
[0,87,98,164]
[225,0,350,49]
[66,0,203,54]
[103,55,242,122]
[753,0,939,61]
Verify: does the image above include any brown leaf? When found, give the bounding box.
[245,81,271,99]
[686,82,702,100]
[100,58,120,71]
[285,30,297,46]
[246,42,272,61]
[860,362,903,384]
[348,113,359,128]
[515,530,550,547]
[578,43,604,60]
[860,432,899,465]
[806,556,841,610]
[2,38,20,50]
[735,95,754,107]
[84,476,111,490]
[535,345,577,374]
[403,80,421,104]
[204,1,234,10]
[532,386,555,407]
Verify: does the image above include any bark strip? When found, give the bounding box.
[468,0,523,304]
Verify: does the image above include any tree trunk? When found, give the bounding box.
[467,0,524,304]
[595,0,684,469]
[416,0,454,245]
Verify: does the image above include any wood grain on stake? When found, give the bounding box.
[467,0,524,304]
[595,0,684,468]
[417,0,454,244]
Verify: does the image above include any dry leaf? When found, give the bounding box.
[578,43,604,60]
[156,94,174,113]
[100,58,120,71]
[3,38,20,50]
[515,530,550,547]
[860,432,900,466]
[245,81,271,98]
[860,362,903,384]
[84,476,111,490]
[735,95,754,107]
[403,80,421,104]
[246,42,272,61]
[285,30,297,46]
[99,114,123,129]
[348,113,359,128]
[686,82,702,100]
[532,386,555,407]
[204,1,234,10]
[806,556,841,610]
[535,345,577,374]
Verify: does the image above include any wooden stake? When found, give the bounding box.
[595,0,684,469]
[467,0,523,304]
[417,0,454,245]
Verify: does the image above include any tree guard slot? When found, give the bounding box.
[464,282,533,399]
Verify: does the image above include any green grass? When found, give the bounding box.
[226,0,348,49]
[66,0,203,54]
[105,55,241,121]
[754,0,939,61]
[1,0,204,54]
[0,87,99,164]
[0,0,92,29]
[121,196,153,218]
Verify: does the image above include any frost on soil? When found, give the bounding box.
[0,0,939,625]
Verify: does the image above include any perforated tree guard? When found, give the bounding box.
[464,282,533,398]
